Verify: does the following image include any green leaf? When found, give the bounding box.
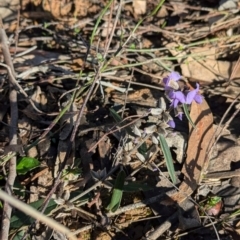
[16,157,40,175]
[106,170,126,212]
[74,28,81,35]
[138,142,148,155]
[129,43,136,49]
[158,134,176,184]
[207,196,221,207]
[109,108,133,135]
[10,199,57,229]
[13,178,26,198]
[183,104,196,128]
[12,230,25,240]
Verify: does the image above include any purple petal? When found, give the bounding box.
[178,112,183,121]
[168,90,175,99]
[195,83,200,91]
[174,91,186,103]
[163,71,181,87]
[163,76,170,86]
[170,98,180,108]
[169,71,181,82]
[167,120,175,128]
[186,83,202,104]
[186,89,197,104]
[194,94,203,104]
[168,90,185,108]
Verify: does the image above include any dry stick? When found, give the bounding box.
[0,189,77,240]
[73,189,176,235]
[0,19,18,240]
[102,0,114,55]
[13,6,21,56]
[121,68,134,118]
[102,0,122,59]
[0,62,44,114]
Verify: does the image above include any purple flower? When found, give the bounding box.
[185,83,203,104]
[163,71,181,90]
[168,90,186,108]
[167,119,175,128]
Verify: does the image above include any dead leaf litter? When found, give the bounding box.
[0,0,240,239]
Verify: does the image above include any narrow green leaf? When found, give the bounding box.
[158,134,176,184]
[138,142,148,155]
[16,157,40,175]
[109,108,122,123]
[183,104,196,128]
[90,0,114,45]
[106,170,126,212]
[109,108,133,135]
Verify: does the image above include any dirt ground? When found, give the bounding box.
[0,0,240,239]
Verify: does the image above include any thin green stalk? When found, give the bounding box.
[124,35,240,53]
[101,0,166,72]
[90,0,114,45]
[102,50,220,72]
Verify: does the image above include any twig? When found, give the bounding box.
[73,189,175,234]
[13,6,21,56]
[147,212,178,240]
[0,62,44,114]
[0,18,18,240]
[0,189,77,240]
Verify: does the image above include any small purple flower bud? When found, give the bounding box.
[185,83,203,105]
[167,120,175,128]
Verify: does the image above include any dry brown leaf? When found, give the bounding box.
[171,99,214,203]
[74,0,91,17]
[208,145,240,172]
[0,0,19,20]
[167,43,240,83]
[101,22,114,37]
[42,0,72,18]
[132,0,146,15]
[170,1,188,16]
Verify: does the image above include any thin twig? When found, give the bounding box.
[0,189,77,240]
[0,18,18,240]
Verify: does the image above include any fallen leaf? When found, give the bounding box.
[132,0,146,15]
[0,0,19,20]
[42,0,72,18]
[171,98,214,203]
[167,43,240,83]
[101,22,114,37]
